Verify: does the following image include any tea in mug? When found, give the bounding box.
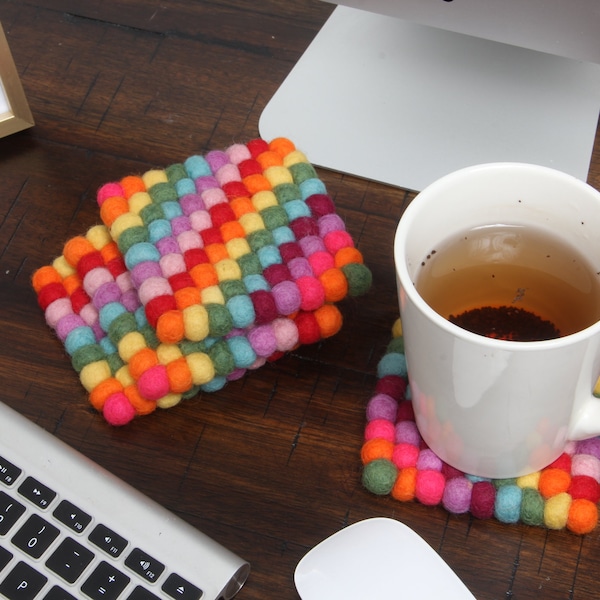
[415,224,600,341]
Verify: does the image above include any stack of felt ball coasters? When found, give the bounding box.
[32,138,372,425]
[361,319,600,534]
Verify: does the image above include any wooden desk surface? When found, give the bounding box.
[1,2,599,598]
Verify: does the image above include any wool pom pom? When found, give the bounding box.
[313,304,343,339]
[538,468,571,498]
[568,475,600,503]
[544,492,572,529]
[341,262,372,297]
[362,459,397,496]
[271,317,299,352]
[361,438,395,464]
[366,393,398,422]
[377,352,407,378]
[443,477,472,514]
[417,449,443,472]
[103,392,137,426]
[470,481,496,519]
[415,470,445,505]
[375,375,407,401]
[494,485,523,523]
[365,419,396,442]
[392,443,420,469]
[395,420,421,446]
[571,454,600,481]
[391,467,417,501]
[137,364,170,401]
[575,437,600,459]
[519,488,545,526]
[567,498,598,534]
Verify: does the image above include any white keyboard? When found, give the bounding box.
[0,402,250,600]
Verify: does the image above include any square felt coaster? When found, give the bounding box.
[361,319,600,534]
[33,138,371,425]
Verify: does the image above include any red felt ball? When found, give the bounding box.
[568,475,600,503]
[470,481,496,519]
[375,375,407,401]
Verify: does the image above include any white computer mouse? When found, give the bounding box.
[294,517,476,600]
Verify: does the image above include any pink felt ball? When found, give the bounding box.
[392,443,420,469]
[415,470,446,505]
[395,421,421,446]
[103,392,136,426]
[417,449,443,471]
[364,419,396,443]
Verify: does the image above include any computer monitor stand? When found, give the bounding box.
[259,6,600,191]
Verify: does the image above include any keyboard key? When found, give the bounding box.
[17,477,56,510]
[46,537,94,584]
[161,572,203,600]
[125,548,165,583]
[126,586,161,600]
[11,515,60,559]
[0,456,21,487]
[89,524,128,558]
[81,560,130,600]
[0,560,47,600]
[43,585,77,600]
[53,499,92,534]
[0,491,26,535]
[0,545,13,571]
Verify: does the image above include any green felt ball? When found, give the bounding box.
[341,263,372,297]
[362,459,398,495]
[520,488,545,526]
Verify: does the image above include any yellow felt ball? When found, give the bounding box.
[128,191,153,215]
[225,238,251,260]
[251,190,278,211]
[282,150,308,167]
[156,393,182,409]
[114,365,135,387]
[141,169,168,188]
[80,361,112,392]
[52,255,75,278]
[110,213,144,242]
[201,285,225,305]
[183,305,210,341]
[392,318,403,338]
[263,166,293,187]
[239,212,264,235]
[87,225,113,250]
[186,352,215,385]
[156,344,183,365]
[517,472,540,489]
[117,331,148,361]
[215,259,241,282]
[544,492,572,529]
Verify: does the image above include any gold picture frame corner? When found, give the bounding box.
[0,21,34,139]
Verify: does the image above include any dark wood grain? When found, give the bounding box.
[1,2,599,599]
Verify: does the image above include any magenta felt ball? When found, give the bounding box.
[415,470,445,505]
[365,419,395,442]
[375,375,407,401]
[470,481,496,519]
[366,393,398,422]
[443,477,473,514]
[395,421,421,445]
[103,392,136,426]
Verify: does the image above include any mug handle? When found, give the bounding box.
[569,378,600,440]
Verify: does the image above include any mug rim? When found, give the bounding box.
[394,162,600,350]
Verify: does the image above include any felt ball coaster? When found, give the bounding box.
[32,138,372,426]
[361,318,600,534]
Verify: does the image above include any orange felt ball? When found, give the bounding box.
[166,357,193,394]
[319,268,349,303]
[391,467,418,502]
[313,304,343,338]
[156,310,185,344]
[269,137,296,158]
[243,173,271,195]
[123,384,157,415]
[128,347,159,380]
[255,150,283,169]
[32,266,62,293]
[88,377,124,411]
[63,236,96,267]
[539,468,572,498]
[334,246,364,268]
[361,438,394,464]
[567,498,598,535]
[99,195,130,227]
[229,197,255,218]
[100,241,121,264]
[174,287,201,310]
[120,175,146,199]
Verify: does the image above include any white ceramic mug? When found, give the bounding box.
[394,163,600,478]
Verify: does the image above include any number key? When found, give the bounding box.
[0,491,26,535]
[11,514,59,559]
